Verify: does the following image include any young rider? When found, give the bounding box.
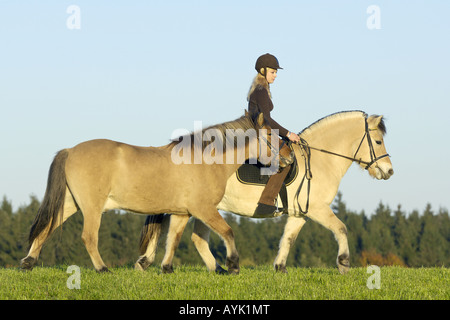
[248,53,300,216]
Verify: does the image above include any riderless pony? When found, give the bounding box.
[137,111,394,274]
[20,112,291,274]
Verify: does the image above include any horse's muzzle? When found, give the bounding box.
[375,165,394,180]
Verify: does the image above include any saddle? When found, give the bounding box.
[236,159,298,187]
[236,157,298,211]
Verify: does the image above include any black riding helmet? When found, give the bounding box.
[255,53,283,76]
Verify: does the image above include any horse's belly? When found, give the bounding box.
[103,192,188,215]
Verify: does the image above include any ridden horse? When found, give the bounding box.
[136,111,394,274]
[20,112,291,274]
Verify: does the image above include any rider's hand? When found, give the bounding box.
[287,131,300,143]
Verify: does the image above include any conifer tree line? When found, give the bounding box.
[0,192,449,268]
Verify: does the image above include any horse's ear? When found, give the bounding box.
[368,115,383,126]
[245,110,249,117]
[368,115,386,135]
[257,112,265,127]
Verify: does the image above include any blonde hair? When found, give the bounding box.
[247,72,271,101]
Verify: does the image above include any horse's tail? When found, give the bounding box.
[28,149,69,246]
[139,214,165,255]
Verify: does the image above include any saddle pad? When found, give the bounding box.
[236,159,298,186]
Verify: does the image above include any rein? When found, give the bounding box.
[292,117,390,216]
[295,119,389,170]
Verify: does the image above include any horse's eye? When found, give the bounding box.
[375,140,382,145]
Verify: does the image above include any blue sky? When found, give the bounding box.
[1,0,449,215]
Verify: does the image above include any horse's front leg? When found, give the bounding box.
[191,219,227,274]
[274,216,307,273]
[309,206,350,274]
[192,207,239,275]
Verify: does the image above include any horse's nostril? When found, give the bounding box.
[388,169,394,176]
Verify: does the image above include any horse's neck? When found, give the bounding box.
[298,117,365,179]
[303,117,364,153]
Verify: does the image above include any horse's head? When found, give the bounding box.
[357,115,394,180]
[248,111,293,170]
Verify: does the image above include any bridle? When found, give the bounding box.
[292,116,390,215]
[351,117,390,170]
[296,116,390,170]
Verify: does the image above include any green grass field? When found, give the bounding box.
[0,265,448,300]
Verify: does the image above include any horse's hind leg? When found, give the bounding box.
[160,214,190,273]
[135,214,170,271]
[274,216,307,273]
[80,208,108,272]
[193,208,239,274]
[21,188,78,270]
[191,219,227,274]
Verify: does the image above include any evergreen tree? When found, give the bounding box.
[417,204,446,266]
[365,202,396,256]
[393,205,416,266]
[0,196,14,266]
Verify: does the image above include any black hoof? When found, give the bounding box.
[215,264,227,275]
[20,256,36,271]
[97,266,111,273]
[226,254,239,275]
[161,264,174,274]
[275,264,288,273]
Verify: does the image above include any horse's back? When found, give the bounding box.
[63,139,189,213]
[67,138,168,160]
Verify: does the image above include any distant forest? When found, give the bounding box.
[1,192,449,269]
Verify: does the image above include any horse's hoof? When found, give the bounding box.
[337,253,350,275]
[228,267,240,275]
[135,256,151,271]
[20,256,36,271]
[215,264,228,275]
[338,264,350,275]
[275,264,288,274]
[97,266,111,273]
[161,264,174,274]
[135,262,144,271]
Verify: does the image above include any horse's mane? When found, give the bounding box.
[299,110,386,136]
[168,114,256,151]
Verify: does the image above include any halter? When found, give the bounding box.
[292,115,390,215]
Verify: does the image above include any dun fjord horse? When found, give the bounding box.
[137,111,394,274]
[21,112,291,274]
